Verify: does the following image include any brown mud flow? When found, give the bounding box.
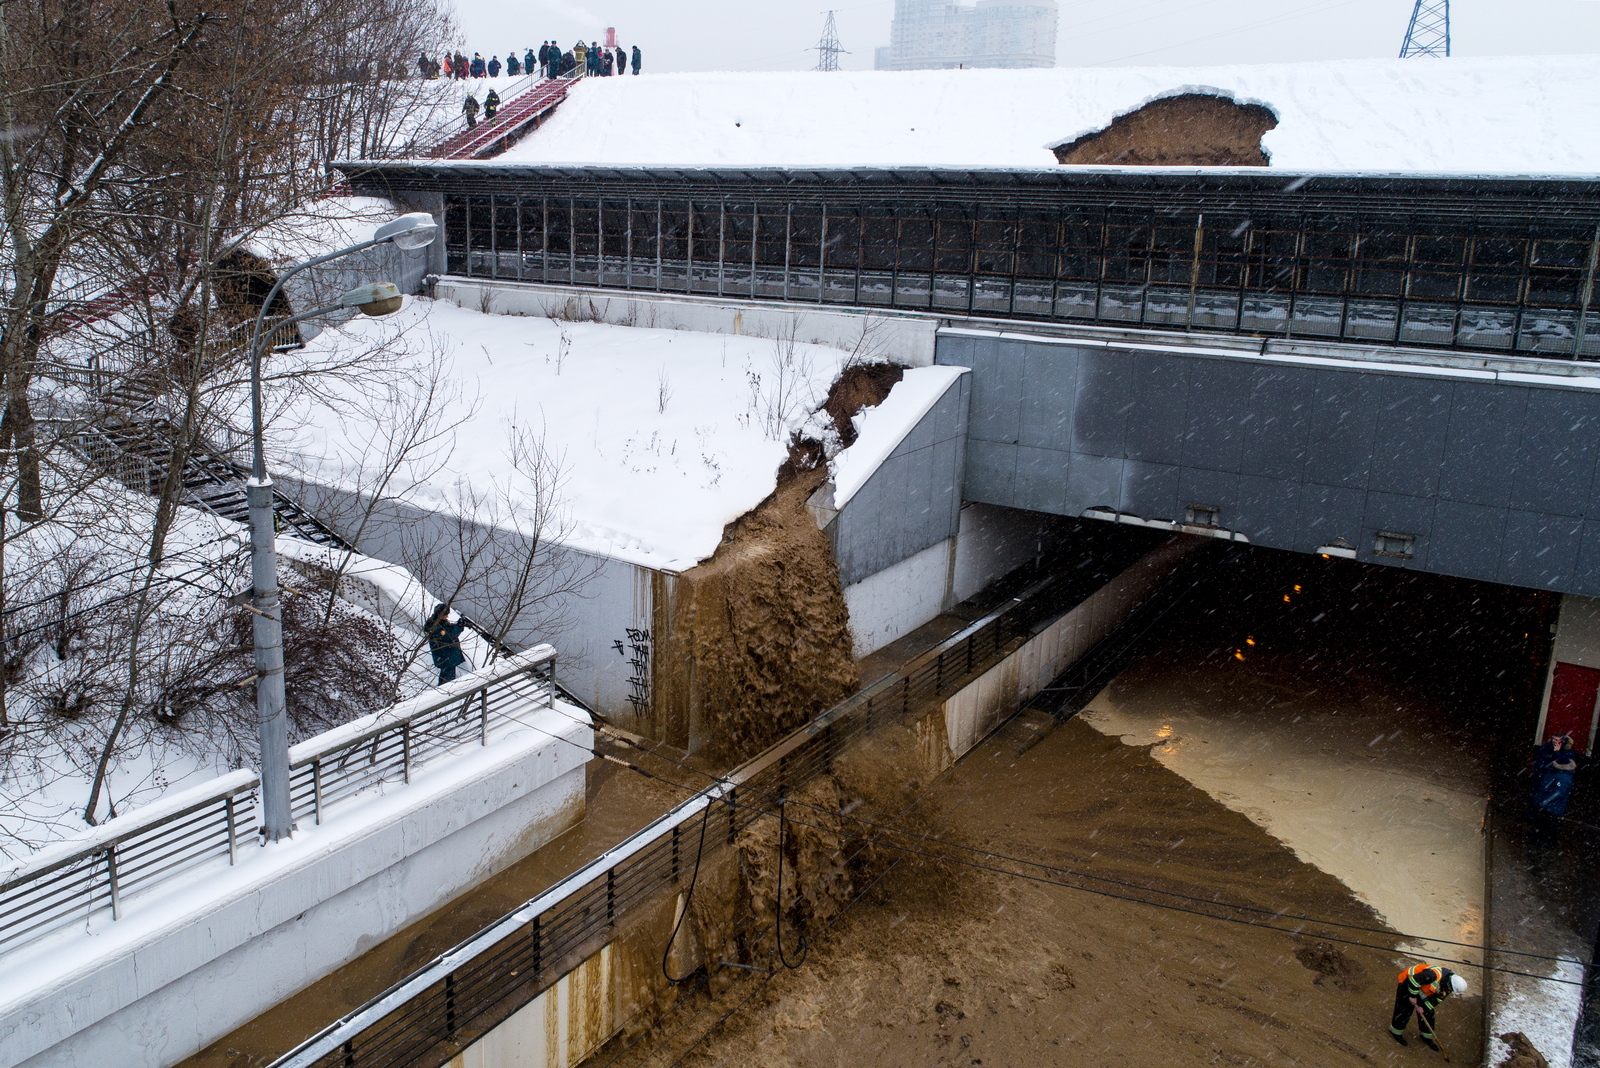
[650,362,902,753]
[593,714,1481,1068]
[653,467,858,758]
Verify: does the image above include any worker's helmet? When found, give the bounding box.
[1448,973,1468,995]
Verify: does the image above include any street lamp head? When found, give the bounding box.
[373,212,439,252]
[341,281,404,317]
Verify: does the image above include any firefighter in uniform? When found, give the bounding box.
[1390,962,1468,1050]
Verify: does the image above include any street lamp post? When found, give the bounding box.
[245,213,437,842]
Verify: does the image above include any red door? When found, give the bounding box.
[1545,661,1600,754]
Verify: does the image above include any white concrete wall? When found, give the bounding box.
[843,502,1079,660]
[437,279,941,368]
[277,475,654,724]
[450,946,616,1068]
[5,712,591,1068]
[943,536,1202,759]
[950,502,1063,604]
[845,537,955,659]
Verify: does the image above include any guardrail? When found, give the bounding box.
[274,536,1186,1068]
[0,646,559,959]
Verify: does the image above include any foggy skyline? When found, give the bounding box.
[449,0,1600,73]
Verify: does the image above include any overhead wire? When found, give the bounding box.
[530,701,1592,975]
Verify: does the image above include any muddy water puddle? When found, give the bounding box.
[596,715,1481,1068]
[1081,649,1490,964]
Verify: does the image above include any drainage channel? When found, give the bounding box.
[271,533,1209,1068]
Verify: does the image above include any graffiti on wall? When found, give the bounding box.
[612,627,651,715]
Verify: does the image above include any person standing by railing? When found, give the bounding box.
[484,88,500,121]
[537,42,550,78]
[462,92,479,130]
[426,604,468,684]
[574,40,587,74]
[507,51,522,76]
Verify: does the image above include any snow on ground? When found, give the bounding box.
[270,299,853,571]
[1490,958,1585,1068]
[1080,657,1488,964]
[830,366,967,508]
[483,57,1600,175]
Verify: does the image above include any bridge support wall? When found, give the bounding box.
[940,327,1600,598]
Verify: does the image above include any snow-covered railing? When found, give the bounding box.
[0,646,559,959]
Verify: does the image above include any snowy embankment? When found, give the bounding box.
[270,299,853,571]
[490,56,1600,175]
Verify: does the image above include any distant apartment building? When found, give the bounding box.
[874,0,1058,71]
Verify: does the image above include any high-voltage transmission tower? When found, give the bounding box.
[1399,0,1450,57]
[813,10,849,71]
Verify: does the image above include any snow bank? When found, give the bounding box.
[830,366,968,509]
[484,57,1600,176]
[272,300,852,571]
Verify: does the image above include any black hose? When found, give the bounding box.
[661,797,714,985]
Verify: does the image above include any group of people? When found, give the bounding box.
[418,42,643,83]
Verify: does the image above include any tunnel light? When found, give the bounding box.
[1316,539,1357,560]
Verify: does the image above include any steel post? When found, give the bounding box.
[249,476,292,841]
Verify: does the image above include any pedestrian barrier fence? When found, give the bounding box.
[0,646,559,960]
[273,538,1186,1068]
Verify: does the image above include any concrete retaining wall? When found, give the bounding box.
[435,278,941,368]
[4,714,591,1068]
[278,476,655,725]
[942,536,1202,760]
[450,946,616,1068]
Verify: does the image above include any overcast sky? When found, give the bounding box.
[449,0,1600,71]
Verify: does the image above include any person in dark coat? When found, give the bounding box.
[425,604,468,685]
[562,50,577,76]
[487,55,501,77]
[484,88,500,120]
[506,51,522,76]
[462,92,479,129]
[530,45,542,76]
[417,52,430,78]
[631,45,642,75]
[615,46,626,74]
[1531,733,1580,817]
[470,52,486,77]
[455,51,468,79]
[601,49,613,76]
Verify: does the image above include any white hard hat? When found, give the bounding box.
[1449,974,1468,995]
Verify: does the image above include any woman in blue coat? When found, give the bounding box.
[426,604,468,684]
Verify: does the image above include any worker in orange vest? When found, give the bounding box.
[1389,962,1467,1050]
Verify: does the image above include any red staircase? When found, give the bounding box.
[426,74,581,161]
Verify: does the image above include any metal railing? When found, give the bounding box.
[0,646,559,959]
[274,537,1186,1068]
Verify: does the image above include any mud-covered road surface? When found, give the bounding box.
[592,550,1547,1068]
[593,712,1481,1068]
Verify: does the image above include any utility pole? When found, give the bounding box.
[813,10,848,72]
[1399,0,1450,57]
